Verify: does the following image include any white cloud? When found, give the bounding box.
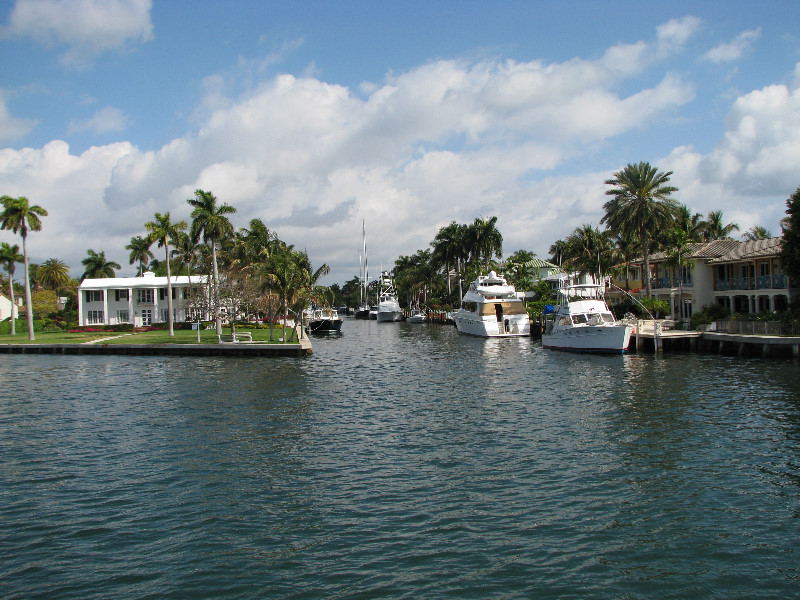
[68,106,129,134]
[703,28,761,63]
[3,0,153,67]
[656,16,703,55]
[663,79,800,236]
[1,20,795,282]
[0,90,37,142]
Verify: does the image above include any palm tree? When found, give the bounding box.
[601,162,680,297]
[467,216,503,269]
[562,224,615,281]
[145,212,187,337]
[126,235,154,276]
[37,258,71,292]
[704,210,740,241]
[664,229,692,319]
[0,242,23,335]
[743,225,772,241]
[0,195,48,340]
[188,189,236,335]
[81,249,121,280]
[431,221,469,300]
[672,205,707,242]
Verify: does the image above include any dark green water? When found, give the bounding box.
[2,319,799,598]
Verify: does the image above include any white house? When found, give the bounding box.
[77,271,210,327]
[1,292,20,322]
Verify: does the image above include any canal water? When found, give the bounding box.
[1,319,799,599]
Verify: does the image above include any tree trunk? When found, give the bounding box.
[165,244,174,336]
[22,234,34,341]
[212,241,222,335]
[8,272,16,336]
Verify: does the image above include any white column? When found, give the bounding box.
[128,288,133,323]
[103,290,109,324]
[78,289,84,326]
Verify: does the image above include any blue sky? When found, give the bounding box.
[2,0,800,284]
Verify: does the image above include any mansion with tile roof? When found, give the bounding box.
[607,237,789,319]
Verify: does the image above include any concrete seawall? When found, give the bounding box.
[0,338,313,357]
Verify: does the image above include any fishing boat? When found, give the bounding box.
[307,307,343,333]
[542,283,634,353]
[452,271,530,337]
[376,273,402,322]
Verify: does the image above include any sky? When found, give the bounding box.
[1,0,800,285]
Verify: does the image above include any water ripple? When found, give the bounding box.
[1,321,800,598]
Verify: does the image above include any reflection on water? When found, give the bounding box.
[1,320,800,598]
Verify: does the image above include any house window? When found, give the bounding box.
[86,290,103,302]
[115,289,129,301]
[117,310,129,323]
[159,288,166,301]
[160,309,169,322]
[137,289,154,304]
[87,310,104,324]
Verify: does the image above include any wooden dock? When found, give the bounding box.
[629,321,800,358]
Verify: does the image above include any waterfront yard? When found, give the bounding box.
[0,326,297,346]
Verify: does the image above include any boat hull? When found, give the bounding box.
[309,319,343,333]
[542,324,633,353]
[453,312,530,337]
[376,309,402,322]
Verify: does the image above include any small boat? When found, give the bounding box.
[542,284,634,353]
[405,309,426,323]
[354,303,372,320]
[376,274,402,322]
[452,271,530,337]
[307,307,343,333]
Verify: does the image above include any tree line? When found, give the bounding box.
[1,190,330,340]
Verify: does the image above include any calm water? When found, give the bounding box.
[2,320,800,599]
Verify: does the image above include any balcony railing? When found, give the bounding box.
[653,276,693,289]
[715,274,787,291]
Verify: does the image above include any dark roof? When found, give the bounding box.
[706,237,782,263]
[631,237,782,264]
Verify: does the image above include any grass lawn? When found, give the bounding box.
[0,326,300,345]
[0,330,112,344]
[102,327,297,345]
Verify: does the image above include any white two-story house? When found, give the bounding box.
[77,271,210,327]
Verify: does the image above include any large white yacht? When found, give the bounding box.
[542,284,634,353]
[452,271,530,337]
[376,274,402,322]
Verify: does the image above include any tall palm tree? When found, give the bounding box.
[81,249,121,280]
[467,216,503,269]
[742,225,772,241]
[431,221,469,300]
[145,212,187,337]
[704,210,740,241]
[37,258,71,292]
[601,162,680,298]
[1,195,48,340]
[187,189,236,335]
[126,235,154,276]
[0,242,23,335]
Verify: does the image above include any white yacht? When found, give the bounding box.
[452,271,530,337]
[542,284,634,353]
[376,274,402,322]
